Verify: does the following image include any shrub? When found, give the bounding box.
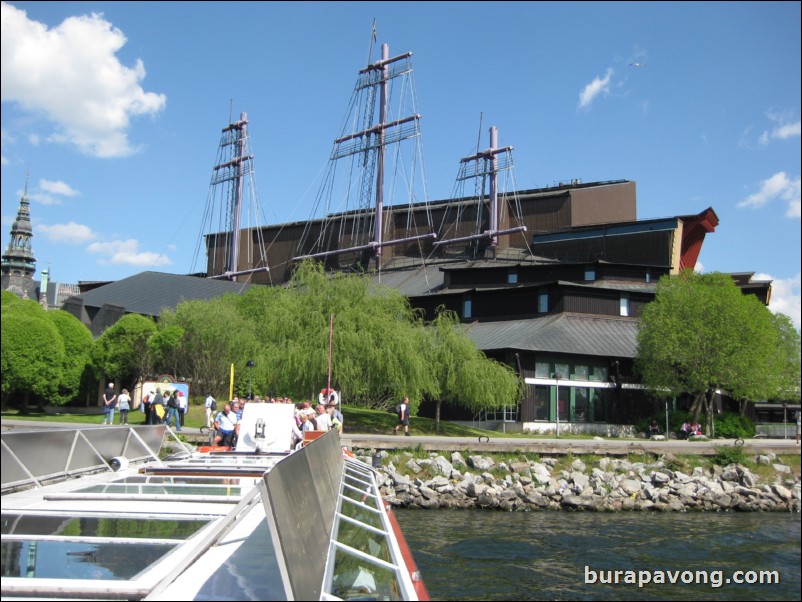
[713,412,755,439]
[712,445,748,466]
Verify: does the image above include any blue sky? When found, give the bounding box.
[2,1,800,328]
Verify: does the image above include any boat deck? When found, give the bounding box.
[1,407,427,600]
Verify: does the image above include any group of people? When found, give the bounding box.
[101,383,132,425]
[206,394,345,450]
[141,388,188,431]
[291,400,344,449]
[678,421,703,439]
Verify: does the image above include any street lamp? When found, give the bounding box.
[246,360,254,401]
[552,373,562,438]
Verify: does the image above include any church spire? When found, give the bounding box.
[1,174,38,299]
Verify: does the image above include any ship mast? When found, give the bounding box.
[433,126,526,253]
[202,112,270,281]
[293,43,436,266]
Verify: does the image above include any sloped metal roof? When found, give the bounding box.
[464,313,640,358]
[65,271,253,317]
[557,280,657,293]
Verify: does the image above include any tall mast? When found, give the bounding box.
[434,126,526,251]
[205,112,271,281]
[293,43,436,265]
[374,44,388,257]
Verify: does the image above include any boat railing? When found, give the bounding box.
[1,424,166,493]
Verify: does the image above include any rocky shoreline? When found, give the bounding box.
[353,449,801,512]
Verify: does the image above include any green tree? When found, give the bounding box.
[1,298,65,407]
[45,310,94,405]
[148,325,186,379]
[92,314,157,387]
[158,296,259,399]
[635,271,800,433]
[427,309,522,431]
[237,261,436,410]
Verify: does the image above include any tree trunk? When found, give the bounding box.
[703,393,712,437]
[435,399,441,433]
[689,391,706,423]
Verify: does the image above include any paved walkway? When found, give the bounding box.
[3,419,799,457]
[342,433,802,456]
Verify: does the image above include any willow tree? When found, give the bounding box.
[635,271,800,433]
[236,261,436,411]
[427,309,522,431]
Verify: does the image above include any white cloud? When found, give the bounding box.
[39,179,79,197]
[758,110,801,145]
[755,272,801,331]
[38,221,96,244]
[694,260,705,273]
[737,172,801,218]
[87,238,172,267]
[26,191,61,205]
[578,68,613,110]
[0,2,166,158]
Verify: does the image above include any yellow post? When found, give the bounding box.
[229,363,235,401]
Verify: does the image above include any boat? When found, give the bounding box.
[1,402,429,600]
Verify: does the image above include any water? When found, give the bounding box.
[395,510,801,601]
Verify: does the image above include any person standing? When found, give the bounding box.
[393,397,410,436]
[205,393,216,429]
[117,388,131,425]
[166,390,182,432]
[795,409,801,445]
[101,382,117,425]
[177,391,188,427]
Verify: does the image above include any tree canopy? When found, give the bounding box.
[635,271,801,429]
[92,313,157,388]
[1,295,66,406]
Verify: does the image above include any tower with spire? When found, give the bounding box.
[1,176,38,299]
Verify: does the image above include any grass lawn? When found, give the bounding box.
[1,403,590,438]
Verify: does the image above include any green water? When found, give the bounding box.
[395,510,801,600]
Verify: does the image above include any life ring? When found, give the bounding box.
[319,388,340,406]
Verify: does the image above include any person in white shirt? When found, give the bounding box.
[205,394,216,428]
[213,403,239,447]
[314,404,332,431]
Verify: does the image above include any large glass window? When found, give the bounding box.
[535,362,551,378]
[533,385,550,420]
[574,388,589,422]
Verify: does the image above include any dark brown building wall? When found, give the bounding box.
[206,180,640,281]
[563,290,620,316]
[533,230,675,266]
[570,181,637,226]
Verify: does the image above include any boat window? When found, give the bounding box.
[330,546,402,601]
[1,539,176,580]
[339,496,383,530]
[1,514,209,539]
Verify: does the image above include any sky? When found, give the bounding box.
[1,1,800,328]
